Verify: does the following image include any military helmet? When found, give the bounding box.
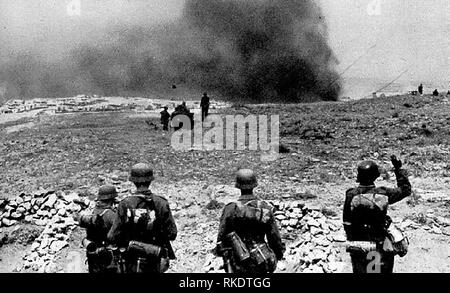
[235,169,258,190]
[356,161,380,183]
[129,163,154,183]
[97,185,118,201]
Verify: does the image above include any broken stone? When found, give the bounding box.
[22,202,32,211]
[16,207,27,214]
[281,220,290,227]
[275,214,287,221]
[333,234,347,242]
[31,242,40,251]
[1,218,13,227]
[61,192,80,203]
[307,218,320,227]
[10,211,23,219]
[43,194,58,209]
[277,262,287,271]
[34,219,48,226]
[49,240,69,254]
[431,226,442,234]
[57,208,67,216]
[289,218,299,227]
[310,226,322,236]
[442,227,450,236]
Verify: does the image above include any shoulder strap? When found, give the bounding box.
[99,209,109,217]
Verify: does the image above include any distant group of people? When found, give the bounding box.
[159,92,210,131]
[418,83,443,96]
[77,154,412,274]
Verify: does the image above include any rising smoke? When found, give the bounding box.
[0,0,341,103]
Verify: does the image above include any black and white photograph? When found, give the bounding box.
[0,0,449,278]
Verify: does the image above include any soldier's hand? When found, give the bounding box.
[391,155,402,170]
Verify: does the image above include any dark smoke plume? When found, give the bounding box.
[0,0,341,103]
[169,0,341,102]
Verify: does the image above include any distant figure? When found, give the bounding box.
[200,92,210,122]
[418,84,423,95]
[171,102,194,131]
[433,89,439,96]
[160,106,170,131]
[180,101,188,113]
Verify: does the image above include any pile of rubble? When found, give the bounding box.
[203,200,346,273]
[270,200,346,273]
[0,189,92,272]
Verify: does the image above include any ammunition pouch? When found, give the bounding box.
[84,241,116,273]
[226,232,250,263]
[248,243,277,273]
[128,241,163,259]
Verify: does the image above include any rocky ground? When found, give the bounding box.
[0,93,449,273]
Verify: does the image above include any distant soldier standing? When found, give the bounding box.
[160,106,170,131]
[200,92,210,122]
[215,169,285,273]
[343,155,411,273]
[418,84,423,95]
[77,185,118,273]
[107,163,177,273]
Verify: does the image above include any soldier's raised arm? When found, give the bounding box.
[383,156,412,204]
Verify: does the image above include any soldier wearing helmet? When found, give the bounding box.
[343,155,412,273]
[200,92,210,122]
[160,106,170,131]
[107,163,177,273]
[215,169,285,273]
[77,185,118,273]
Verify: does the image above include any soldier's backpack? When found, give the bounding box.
[125,196,157,235]
[230,200,277,272]
[350,192,389,230]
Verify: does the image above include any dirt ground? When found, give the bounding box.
[0,93,449,273]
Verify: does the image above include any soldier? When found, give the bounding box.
[418,84,423,95]
[160,106,170,131]
[200,92,210,122]
[433,89,439,96]
[77,185,118,273]
[343,155,411,273]
[215,169,285,273]
[107,163,177,273]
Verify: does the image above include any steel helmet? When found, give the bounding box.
[235,169,258,190]
[356,161,380,183]
[97,185,118,201]
[129,163,154,183]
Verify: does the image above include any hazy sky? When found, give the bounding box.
[320,0,450,84]
[0,0,448,84]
